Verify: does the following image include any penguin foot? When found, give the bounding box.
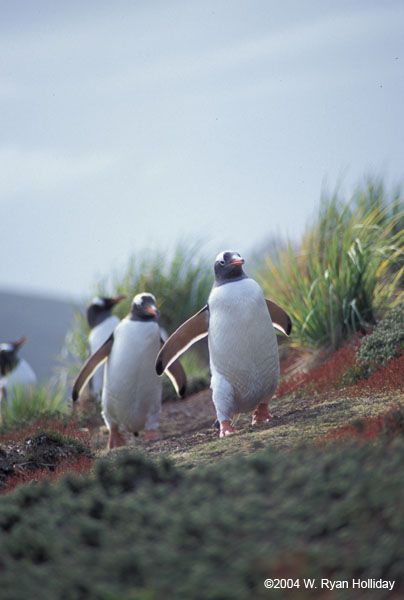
[219,420,236,438]
[144,429,158,442]
[251,403,274,425]
[108,427,126,449]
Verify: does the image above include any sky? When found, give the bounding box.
[1,0,403,301]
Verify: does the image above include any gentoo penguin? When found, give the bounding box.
[86,295,125,399]
[0,338,37,405]
[72,293,186,449]
[156,251,292,438]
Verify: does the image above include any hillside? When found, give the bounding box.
[0,385,403,600]
[0,289,81,381]
[88,383,402,468]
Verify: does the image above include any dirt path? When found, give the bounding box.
[90,386,402,468]
[0,385,400,492]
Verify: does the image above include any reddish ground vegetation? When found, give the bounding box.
[0,415,90,445]
[350,352,404,394]
[1,336,403,496]
[276,339,360,398]
[0,416,93,495]
[277,334,404,400]
[2,454,93,495]
[321,404,404,444]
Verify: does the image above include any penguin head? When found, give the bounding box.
[130,293,160,321]
[214,250,247,286]
[86,295,125,329]
[0,337,26,376]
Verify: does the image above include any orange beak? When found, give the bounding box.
[145,306,158,316]
[230,259,244,266]
[15,337,27,348]
[111,295,125,305]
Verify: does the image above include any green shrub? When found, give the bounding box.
[257,180,404,352]
[357,303,404,369]
[0,441,403,598]
[24,429,92,464]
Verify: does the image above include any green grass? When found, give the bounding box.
[59,241,213,384]
[257,181,404,352]
[102,240,213,335]
[60,178,404,388]
[147,387,403,469]
[0,383,68,431]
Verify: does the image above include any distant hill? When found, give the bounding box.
[0,289,83,382]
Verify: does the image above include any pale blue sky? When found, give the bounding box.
[1,0,403,300]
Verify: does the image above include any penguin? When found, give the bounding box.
[155,251,292,438]
[72,293,186,449]
[0,338,37,405]
[86,295,125,400]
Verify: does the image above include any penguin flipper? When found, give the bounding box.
[155,305,209,375]
[72,335,113,402]
[265,299,292,336]
[165,359,187,398]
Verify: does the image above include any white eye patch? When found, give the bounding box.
[215,250,231,263]
[91,297,105,307]
[0,344,14,352]
[133,293,156,306]
[215,250,240,263]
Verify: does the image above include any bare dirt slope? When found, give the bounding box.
[90,386,400,469]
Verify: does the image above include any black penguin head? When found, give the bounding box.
[213,250,247,286]
[86,295,125,329]
[0,337,26,376]
[130,293,160,321]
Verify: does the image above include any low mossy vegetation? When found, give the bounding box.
[0,417,94,493]
[0,440,403,599]
[357,303,404,370]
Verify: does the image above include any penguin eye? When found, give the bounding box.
[219,260,225,266]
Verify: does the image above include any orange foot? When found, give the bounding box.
[108,427,126,449]
[251,403,275,425]
[219,420,236,438]
[144,429,158,442]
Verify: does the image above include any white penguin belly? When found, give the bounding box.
[102,319,162,432]
[88,315,120,398]
[208,279,279,417]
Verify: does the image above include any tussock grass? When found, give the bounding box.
[103,240,213,334]
[60,242,213,383]
[258,182,404,351]
[0,383,68,431]
[60,178,404,388]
